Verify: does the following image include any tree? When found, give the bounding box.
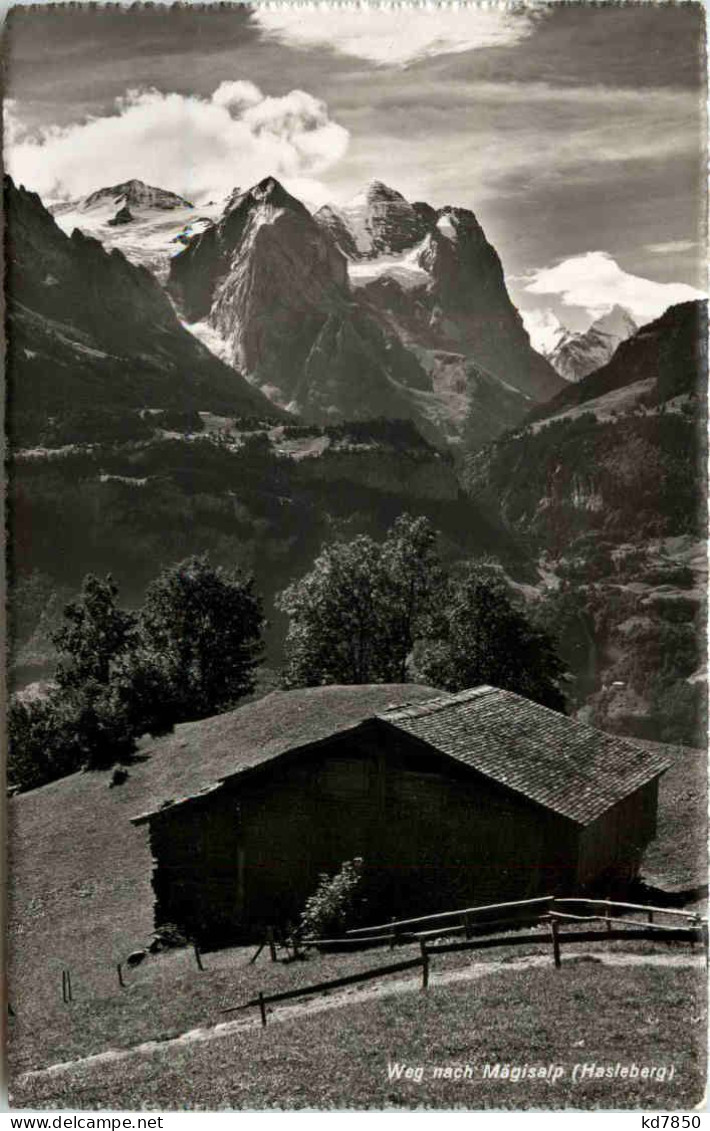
[413,566,567,711]
[277,515,444,687]
[378,515,445,682]
[7,696,83,792]
[140,554,264,722]
[52,574,138,690]
[46,574,144,772]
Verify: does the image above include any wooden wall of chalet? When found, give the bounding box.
[576,777,659,886]
[148,723,588,946]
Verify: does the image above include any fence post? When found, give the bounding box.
[62,970,67,1004]
[66,970,73,1001]
[258,991,267,1027]
[193,943,204,971]
[549,918,561,968]
[249,941,265,965]
[463,913,472,939]
[702,922,708,969]
[117,963,125,988]
[648,909,654,925]
[420,940,430,991]
[605,900,612,933]
[267,927,277,963]
[389,917,398,950]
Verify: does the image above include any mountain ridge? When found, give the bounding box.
[546,305,638,382]
[167,175,564,446]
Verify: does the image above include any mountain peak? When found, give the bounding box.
[343,181,407,209]
[317,182,428,259]
[547,304,639,381]
[592,305,638,338]
[223,176,307,219]
[366,180,406,203]
[80,179,193,212]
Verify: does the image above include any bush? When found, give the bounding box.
[298,857,366,939]
[149,922,190,953]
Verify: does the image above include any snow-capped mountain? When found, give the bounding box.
[51,179,221,280]
[316,181,434,259]
[167,176,563,446]
[547,305,638,382]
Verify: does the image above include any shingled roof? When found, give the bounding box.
[133,683,670,827]
[379,686,671,826]
[131,683,441,824]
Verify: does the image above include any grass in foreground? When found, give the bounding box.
[9,924,702,1079]
[11,962,706,1111]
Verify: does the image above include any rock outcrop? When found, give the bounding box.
[107,205,135,227]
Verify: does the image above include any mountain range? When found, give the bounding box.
[168,177,564,446]
[546,306,638,382]
[7,171,705,746]
[49,174,565,449]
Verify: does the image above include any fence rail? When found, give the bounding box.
[554,897,703,921]
[345,896,553,938]
[343,893,705,945]
[223,955,426,1024]
[222,913,705,1031]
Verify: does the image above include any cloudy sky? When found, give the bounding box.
[3,2,706,338]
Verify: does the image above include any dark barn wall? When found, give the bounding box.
[576,777,659,886]
[149,724,581,945]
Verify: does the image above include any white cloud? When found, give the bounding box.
[520,307,566,354]
[523,251,705,324]
[645,239,698,255]
[252,5,534,66]
[4,82,350,204]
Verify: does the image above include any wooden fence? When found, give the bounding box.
[224,951,429,1026]
[228,894,707,1025]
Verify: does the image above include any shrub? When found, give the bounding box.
[298,857,366,939]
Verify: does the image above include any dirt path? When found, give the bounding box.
[17,950,705,1085]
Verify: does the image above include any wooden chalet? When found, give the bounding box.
[132,684,670,946]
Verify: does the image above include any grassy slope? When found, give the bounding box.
[11,962,706,1111]
[636,740,707,895]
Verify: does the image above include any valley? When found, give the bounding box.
[6,174,707,749]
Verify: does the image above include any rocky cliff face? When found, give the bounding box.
[168,176,563,446]
[547,305,638,382]
[463,300,707,744]
[316,182,434,258]
[170,178,350,404]
[5,176,282,441]
[318,188,562,403]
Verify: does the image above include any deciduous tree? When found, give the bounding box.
[140,554,264,721]
[277,515,443,687]
[413,566,567,711]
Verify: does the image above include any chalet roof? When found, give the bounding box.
[131,683,441,824]
[380,686,671,825]
[132,683,670,828]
